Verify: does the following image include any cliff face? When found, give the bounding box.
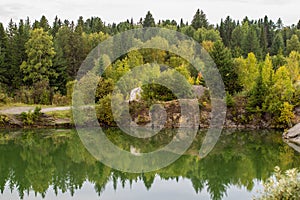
[129,100,300,130]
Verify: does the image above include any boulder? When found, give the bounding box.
[192,85,207,99]
[283,123,300,143]
[129,87,142,102]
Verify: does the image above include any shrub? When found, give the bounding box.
[52,93,70,106]
[66,80,77,102]
[278,102,295,127]
[225,92,235,107]
[255,167,300,200]
[14,86,34,104]
[14,80,52,105]
[21,106,42,125]
[32,80,52,105]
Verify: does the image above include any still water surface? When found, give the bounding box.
[0,129,299,200]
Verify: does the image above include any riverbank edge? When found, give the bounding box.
[0,101,299,130]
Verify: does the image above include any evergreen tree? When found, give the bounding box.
[210,41,241,94]
[219,16,236,47]
[260,26,268,56]
[0,23,8,83]
[276,18,283,30]
[242,25,261,57]
[271,33,284,55]
[297,20,300,29]
[6,19,23,89]
[39,15,50,31]
[286,34,300,54]
[20,28,56,84]
[191,9,209,30]
[143,11,155,27]
[51,16,62,37]
[247,63,267,112]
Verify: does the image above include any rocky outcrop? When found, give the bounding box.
[0,113,72,129]
[283,123,300,144]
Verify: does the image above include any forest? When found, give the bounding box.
[0,9,299,128]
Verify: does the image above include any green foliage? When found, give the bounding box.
[286,34,300,55]
[141,67,194,101]
[278,102,294,127]
[96,94,115,126]
[247,64,267,112]
[235,53,259,93]
[143,11,155,27]
[242,25,261,58]
[14,80,52,105]
[271,33,284,55]
[210,40,241,94]
[191,9,209,29]
[20,28,57,84]
[52,93,70,106]
[21,106,42,125]
[32,80,52,105]
[255,167,300,200]
[0,115,9,125]
[225,92,235,107]
[66,80,76,102]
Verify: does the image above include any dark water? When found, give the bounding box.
[0,129,299,200]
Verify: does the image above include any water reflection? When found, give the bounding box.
[0,129,299,200]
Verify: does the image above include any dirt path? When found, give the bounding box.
[0,106,71,115]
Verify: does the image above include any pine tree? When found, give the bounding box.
[297,20,300,29]
[260,26,268,56]
[51,16,62,37]
[210,41,241,94]
[143,11,155,27]
[219,16,236,47]
[191,9,209,30]
[242,25,261,57]
[39,15,50,31]
[0,23,8,83]
[6,19,23,89]
[286,34,300,54]
[271,33,284,55]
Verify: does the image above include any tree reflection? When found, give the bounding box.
[0,129,299,200]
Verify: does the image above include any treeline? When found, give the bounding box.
[0,10,299,127]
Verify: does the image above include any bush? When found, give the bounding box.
[14,86,34,104]
[32,80,52,105]
[66,80,77,102]
[278,102,295,127]
[255,167,300,200]
[14,80,52,105]
[225,92,235,107]
[21,106,42,125]
[52,93,70,106]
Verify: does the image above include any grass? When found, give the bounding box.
[0,103,56,110]
[46,110,72,119]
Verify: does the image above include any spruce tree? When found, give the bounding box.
[210,41,241,94]
[286,34,300,54]
[191,9,209,30]
[271,33,284,55]
[143,11,155,27]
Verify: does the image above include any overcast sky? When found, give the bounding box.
[0,0,299,26]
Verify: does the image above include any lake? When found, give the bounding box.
[0,129,299,200]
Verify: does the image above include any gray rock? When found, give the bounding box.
[192,85,207,99]
[130,87,142,102]
[285,140,300,153]
[284,123,300,139]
